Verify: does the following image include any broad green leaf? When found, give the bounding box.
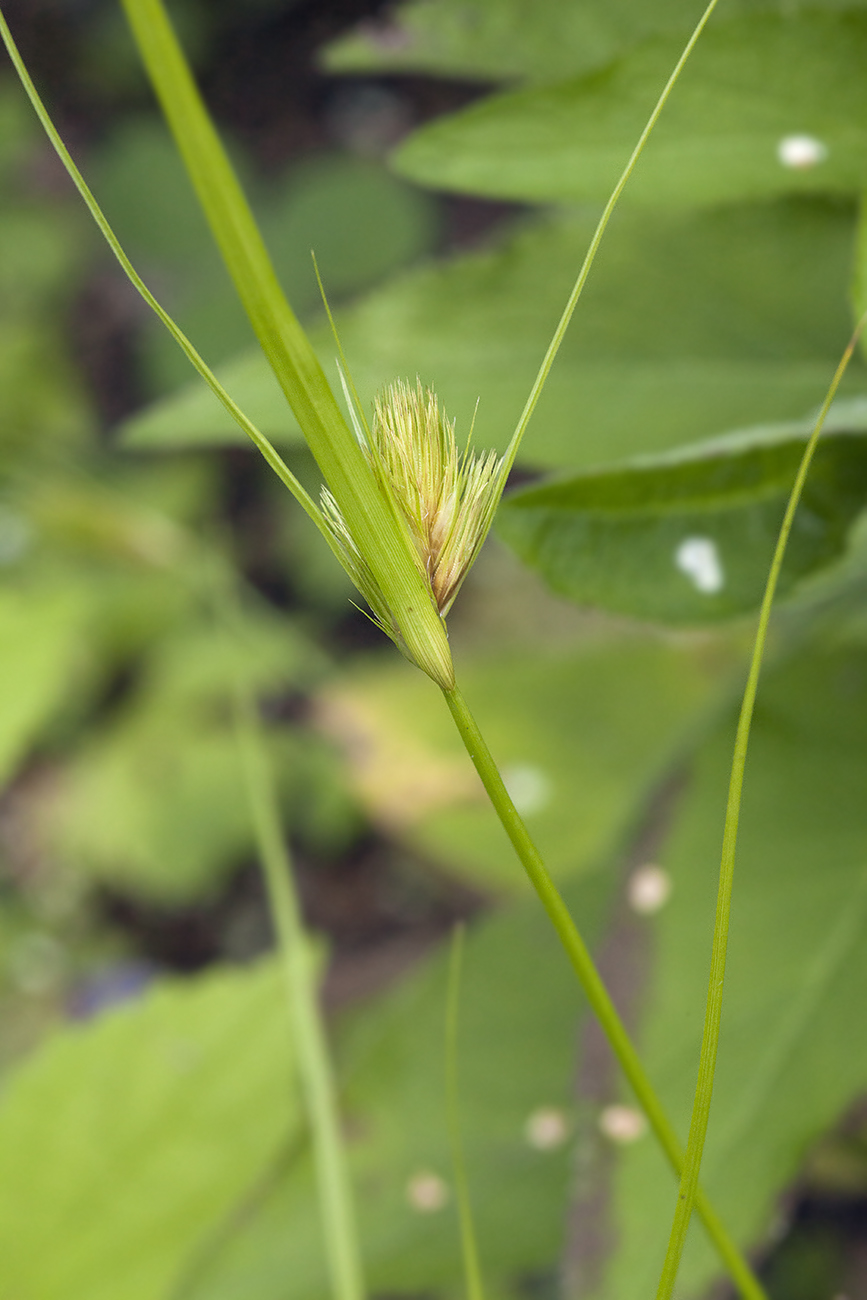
[322,0,867,85]
[181,868,616,1300]
[591,644,867,1297]
[119,200,866,469]
[496,410,867,624]
[317,635,729,892]
[322,0,700,85]
[0,586,89,786]
[0,960,298,1300]
[391,12,867,208]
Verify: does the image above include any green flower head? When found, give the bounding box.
[322,378,506,660]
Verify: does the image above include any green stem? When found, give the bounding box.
[442,683,765,1300]
[234,686,365,1300]
[446,924,486,1300]
[654,315,867,1300]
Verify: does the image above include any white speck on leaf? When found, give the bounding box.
[525,1107,569,1150]
[627,864,672,915]
[406,1170,449,1212]
[777,134,828,169]
[598,1105,647,1144]
[675,536,724,594]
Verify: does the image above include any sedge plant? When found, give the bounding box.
[0,1,775,1297]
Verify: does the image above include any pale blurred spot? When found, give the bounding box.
[675,536,724,594]
[525,1106,570,1150]
[777,134,828,169]
[503,763,552,816]
[316,691,480,830]
[598,1104,647,1144]
[627,864,672,915]
[406,1170,449,1212]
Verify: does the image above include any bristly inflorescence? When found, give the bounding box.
[322,378,506,649]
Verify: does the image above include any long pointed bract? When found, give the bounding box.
[119,0,454,688]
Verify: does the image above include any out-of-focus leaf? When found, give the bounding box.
[92,120,438,401]
[139,152,439,396]
[854,193,867,358]
[0,200,90,461]
[54,614,325,901]
[0,586,88,787]
[497,410,867,624]
[592,644,867,1297]
[391,13,867,207]
[181,868,615,1300]
[0,87,92,462]
[261,154,440,312]
[0,317,89,457]
[58,720,253,900]
[119,345,299,449]
[321,0,696,84]
[322,0,867,85]
[118,199,866,467]
[317,635,730,892]
[0,960,298,1300]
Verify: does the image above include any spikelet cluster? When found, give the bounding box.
[322,378,505,644]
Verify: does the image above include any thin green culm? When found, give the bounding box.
[446,925,486,1300]
[234,677,365,1300]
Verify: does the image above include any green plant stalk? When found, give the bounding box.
[654,314,867,1300]
[119,0,453,689]
[446,924,486,1300]
[442,684,765,1300]
[234,684,365,1300]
